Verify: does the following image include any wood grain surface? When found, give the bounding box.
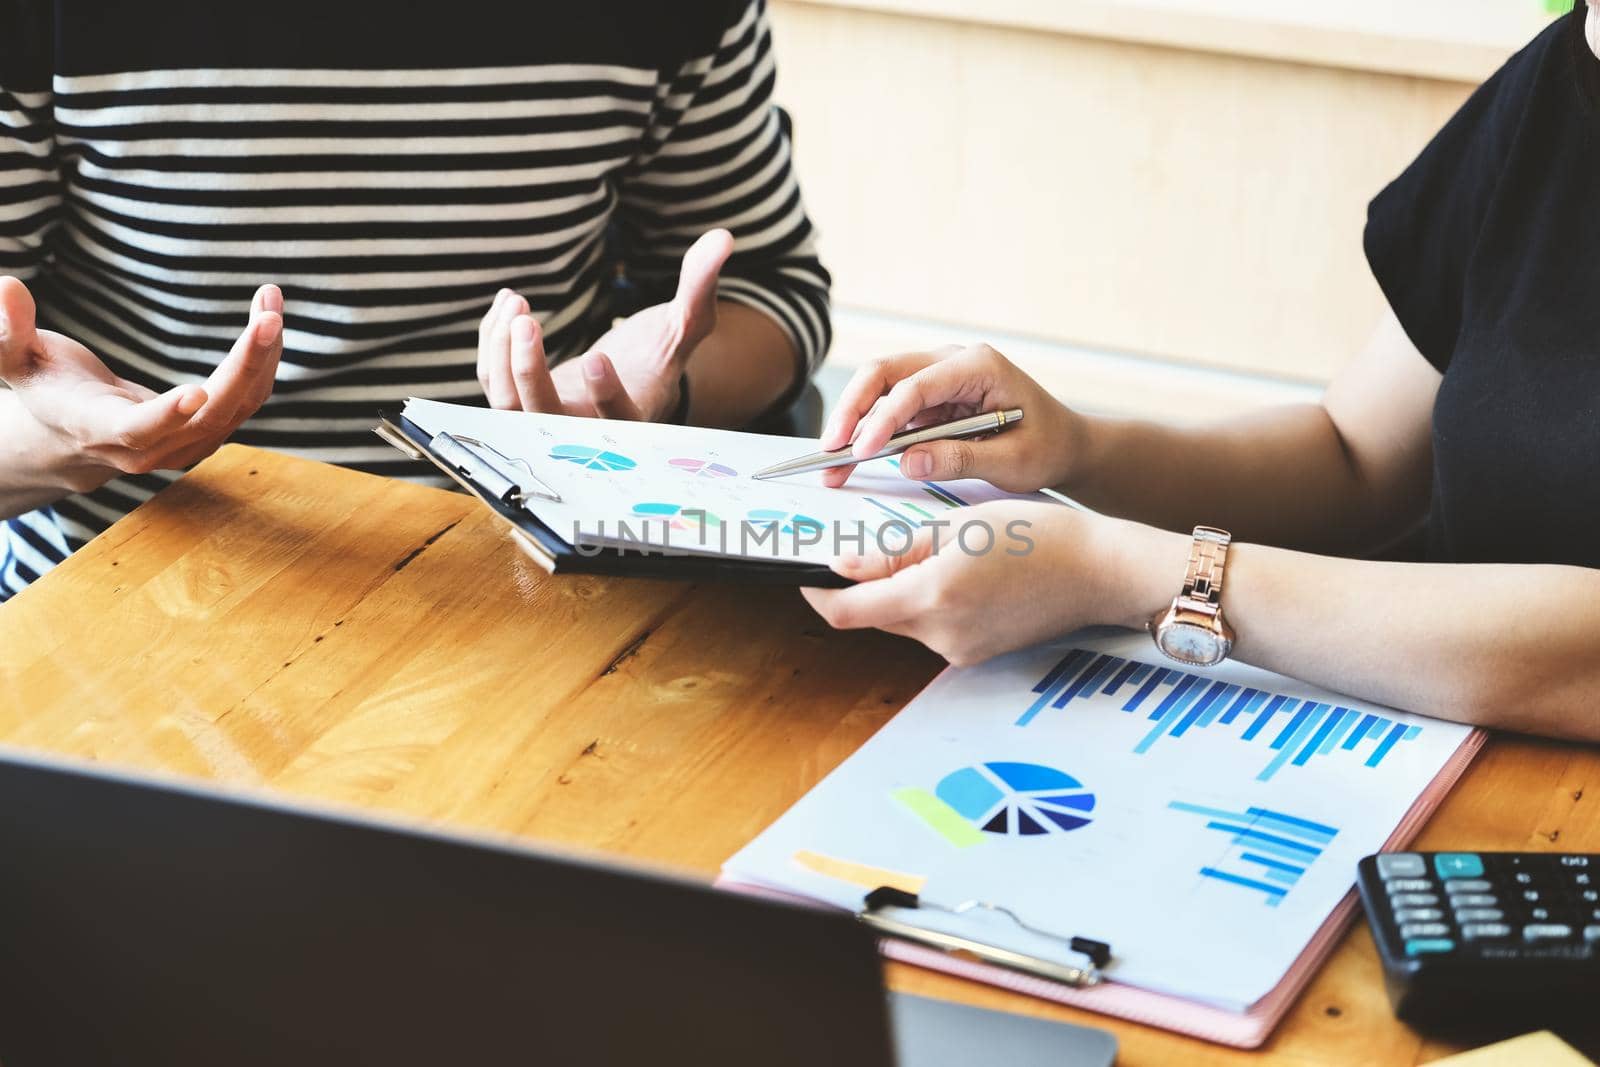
[2,445,1595,1065]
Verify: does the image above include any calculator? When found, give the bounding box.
[1356,852,1600,1029]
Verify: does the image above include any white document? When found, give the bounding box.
[402,398,1040,565]
[722,631,1475,1011]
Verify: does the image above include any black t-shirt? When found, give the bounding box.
[1364,7,1600,568]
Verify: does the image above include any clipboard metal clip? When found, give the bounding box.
[430,432,561,507]
[857,886,1111,989]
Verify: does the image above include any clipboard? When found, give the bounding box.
[719,727,1487,1048]
[375,411,852,587]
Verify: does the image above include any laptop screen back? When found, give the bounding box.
[0,755,896,1067]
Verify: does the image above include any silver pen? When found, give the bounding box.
[752,408,1024,481]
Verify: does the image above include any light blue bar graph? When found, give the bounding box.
[1317,709,1358,754]
[1293,706,1348,766]
[1121,668,1171,713]
[1235,836,1321,863]
[1343,713,1380,749]
[1019,649,1426,781]
[1135,681,1206,753]
[1365,721,1411,767]
[1173,801,1339,906]
[1218,688,1261,724]
[1201,867,1287,901]
[1259,704,1327,781]
[1270,702,1312,749]
[1196,684,1241,728]
[1205,822,1322,856]
[1246,808,1337,843]
[1242,695,1290,741]
[1239,851,1305,875]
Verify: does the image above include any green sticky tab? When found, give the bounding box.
[893,787,988,849]
[1545,0,1573,14]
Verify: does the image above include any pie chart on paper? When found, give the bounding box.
[668,457,738,478]
[934,762,1096,836]
[549,444,637,472]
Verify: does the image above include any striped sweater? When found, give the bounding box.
[0,0,830,600]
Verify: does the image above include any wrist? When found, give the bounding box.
[1090,517,1191,630]
[1050,406,1103,496]
[2,392,113,495]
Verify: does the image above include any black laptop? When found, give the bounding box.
[0,751,1115,1067]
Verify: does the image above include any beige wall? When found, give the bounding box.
[769,1,1481,393]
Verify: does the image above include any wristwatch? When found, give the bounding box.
[1149,526,1236,667]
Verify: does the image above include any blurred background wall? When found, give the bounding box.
[768,0,1565,419]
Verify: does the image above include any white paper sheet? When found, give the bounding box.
[403,398,1041,564]
[722,631,1475,1011]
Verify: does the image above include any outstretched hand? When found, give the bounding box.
[477,229,734,422]
[0,276,283,490]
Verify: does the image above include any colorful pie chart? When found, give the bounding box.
[631,502,722,532]
[934,762,1096,836]
[549,444,636,472]
[668,458,738,478]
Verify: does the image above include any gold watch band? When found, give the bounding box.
[1180,526,1231,608]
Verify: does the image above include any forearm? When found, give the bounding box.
[684,301,802,428]
[1063,313,1435,555]
[1102,520,1600,741]
[1066,403,1403,554]
[0,391,97,518]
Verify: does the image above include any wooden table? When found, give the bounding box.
[2,446,1596,1066]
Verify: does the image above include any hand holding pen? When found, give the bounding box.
[811,343,1083,494]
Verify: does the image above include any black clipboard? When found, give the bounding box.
[375,411,851,587]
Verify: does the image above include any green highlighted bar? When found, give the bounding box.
[893,787,987,848]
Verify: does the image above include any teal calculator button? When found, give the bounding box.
[1434,853,1485,879]
[1404,938,1455,956]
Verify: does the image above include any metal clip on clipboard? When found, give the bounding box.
[857,886,1111,989]
[428,432,561,507]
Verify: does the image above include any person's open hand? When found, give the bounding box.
[817,343,1083,493]
[802,501,1146,666]
[477,229,734,422]
[0,276,283,492]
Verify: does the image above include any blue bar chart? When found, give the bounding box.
[864,496,939,527]
[1168,801,1339,906]
[1018,649,1423,782]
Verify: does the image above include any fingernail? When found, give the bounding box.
[256,314,282,345]
[903,451,931,479]
[512,315,534,342]
[583,354,607,381]
[261,285,283,313]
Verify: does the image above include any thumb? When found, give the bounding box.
[832,525,935,581]
[0,275,42,381]
[112,383,209,449]
[899,439,995,484]
[581,351,644,421]
[673,229,733,324]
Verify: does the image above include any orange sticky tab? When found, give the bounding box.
[792,849,927,894]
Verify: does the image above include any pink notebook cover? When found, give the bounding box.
[719,728,1487,1049]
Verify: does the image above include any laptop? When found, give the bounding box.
[0,751,1116,1067]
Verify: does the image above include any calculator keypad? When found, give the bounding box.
[1370,852,1600,959]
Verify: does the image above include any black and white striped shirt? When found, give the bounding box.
[0,0,830,601]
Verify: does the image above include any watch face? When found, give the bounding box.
[1157,621,1225,666]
